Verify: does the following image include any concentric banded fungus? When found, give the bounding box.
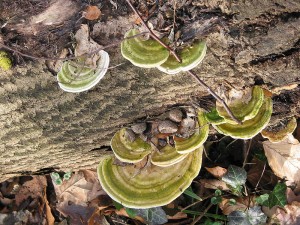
[151,144,193,167]
[121,29,169,68]
[97,147,203,208]
[214,98,273,139]
[216,86,264,124]
[175,110,209,154]
[205,108,225,125]
[111,128,151,163]
[157,41,207,74]
[261,117,297,143]
[57,50,109,92]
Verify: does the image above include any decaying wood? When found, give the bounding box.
[0,0,299,182]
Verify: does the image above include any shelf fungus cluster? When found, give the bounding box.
[121,29,206,74]
[97,108,209,208]
[205,86,273,139]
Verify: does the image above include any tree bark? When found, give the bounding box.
[0,0,299,182]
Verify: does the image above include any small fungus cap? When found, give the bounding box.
[0,51,12,71]
[97,147,203,208]
[157,41,207,74]
[261,117,297,143]
[111,128,152,163]
[175,110,209,154]
[216,86,264,124]
[57,50,109,93]
[151,144,192,167]
[214,97,273,139]
[121,29,169,68]
[205,108,226,125]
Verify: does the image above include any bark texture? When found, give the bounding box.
[0,0,299,182]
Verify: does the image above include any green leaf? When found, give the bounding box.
[215,189,222,196]
[183,210,227,220]
[63,171,72,181]
[229,199,237,205]
[268,183,287,207]
[113,201,123,210]
[184,187,202,201]
[125,207,137,218]
[222,165,247,189]
[203,218,223,225]
[133,207,168,225]
[228,206,267,225]
[256,183,287,208]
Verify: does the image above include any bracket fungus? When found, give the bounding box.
[214,97,273,139]
[97,147,203,208]
[205,108,225,125]
[111,128,152,163]
[261,117,297,143]
[216,86,264,124]
[57,50,110,92]
[175,110,209,154]
[157,41,207,74]
[121,29,169,68]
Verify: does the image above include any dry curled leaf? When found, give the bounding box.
[219,196,256,215]
[84,5,101,21]
[199,179,229,191]
[205,166,227,178]
[263,134,300,193]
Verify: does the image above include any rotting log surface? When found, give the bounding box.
[0,0,300,182]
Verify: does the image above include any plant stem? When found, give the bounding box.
[191,203,213,225]
[125,0,181,62]
[187,70,242,124]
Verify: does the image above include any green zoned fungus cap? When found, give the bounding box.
[111,128,152,163]
[205,108,226,125]
[157,41,207,74]
[216,86,264,124]
[97,147,203,209]
[57,50,109,92]
[214,97,273,139]
[121,29,169,68]
[151,144,191,167]
[175,110,209,154]
[0,51,12,71]
[261,117,297,143]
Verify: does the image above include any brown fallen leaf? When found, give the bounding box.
[199,179,229,191]
[219,196,256,215]
[83,5,101,21]
[263,134,300,194]
[53,170,106,224]
[263,201,300,225]
[286,188,300,204]
[205,166,227,178]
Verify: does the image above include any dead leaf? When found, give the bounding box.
[263,134,300,194]
[84,6,101,21]
[219,196,256,215]
[247,157,278,189]
[263,201,300,225]
[199,179,229,190]
[205,166,227,178]
[286,188,300,204]
[53,170,106,224]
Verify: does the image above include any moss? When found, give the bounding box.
[0,51,12,71]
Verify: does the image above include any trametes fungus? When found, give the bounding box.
[157,41,207,74]
[111,128,152,163]
[261,117,297,143]
[97,147,203,209]
[216,86,264,124]
[57,50,109,92]
[121,29,169,68]
[175,110,209,154]
[213,89,273,139]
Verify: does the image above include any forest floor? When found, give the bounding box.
[0,0,300,224]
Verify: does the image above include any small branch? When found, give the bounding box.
[125,0,181,62]
[191,203,213,225]
[242,139,252,167]
[0,31,148,62]
[187,70,242,124]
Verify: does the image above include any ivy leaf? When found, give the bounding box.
[183,186,202,201]
[228,206,267,225]
[222,165,247,188]
[256,183,287,208]
[133,207,168,225]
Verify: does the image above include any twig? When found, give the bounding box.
[242,139,252,168]
[181,194,214,211]
[191,203,213,225]
[0,31,148,62]
[255,162,266,190]
[125,0,181,62]
[187,70,242,124]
